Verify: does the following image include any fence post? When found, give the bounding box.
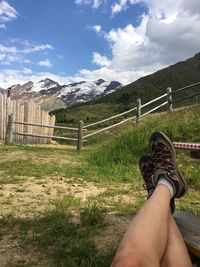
[166,87,173,112]
[136,98,141,123]
[77,120,84,152]
[6,114,14,144]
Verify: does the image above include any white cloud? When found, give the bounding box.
[92,52,111,66]
[76,0,200,84]
[111,0,140,15]
[0,40,53,54]
[93,0,102,8]
[22,68,32,74]
[0,23,5,28]
[111,0,127,15]
[79,67,144,84]
[74,0,102,9]
[23,44,54,54]
[0,1,18,28]
[0,43,17,53]
[0,68,76,88]
[89,24,102,33]
[0,41,54,65]
[38,59,53,68]
[0,44,21,64]
[22,59,31,64]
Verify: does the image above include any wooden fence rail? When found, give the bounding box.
[6,114,85,152]
[174,81,200,93]
[83,107,137,129]
[141,93,167,108]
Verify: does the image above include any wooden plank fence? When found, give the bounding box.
[0,92,55,144]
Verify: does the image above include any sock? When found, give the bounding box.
[157,177,174,198]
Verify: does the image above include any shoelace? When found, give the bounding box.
[142,164,154,192]
[152,144,175,174]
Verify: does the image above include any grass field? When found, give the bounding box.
[0,105,200,266]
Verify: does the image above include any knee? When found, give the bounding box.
[111,250,141,267]
[111,249,160,267]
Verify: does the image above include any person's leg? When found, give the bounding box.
[112,132,188,267]
[111,184,171,267]
[160,214,192,267]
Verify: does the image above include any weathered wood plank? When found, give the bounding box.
[0,93,56,144]
[0,94,3,140]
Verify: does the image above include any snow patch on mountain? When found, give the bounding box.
[31,78,61,92]
[58,79,111,98]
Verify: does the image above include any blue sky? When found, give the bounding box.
[0,0,200,87]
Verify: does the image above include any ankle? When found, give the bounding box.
[157,177,174,198]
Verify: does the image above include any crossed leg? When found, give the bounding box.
[161,215,192,267]
[111,185,192,267]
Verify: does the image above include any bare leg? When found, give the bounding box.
[111,184,171,267]
[161,215,192,267]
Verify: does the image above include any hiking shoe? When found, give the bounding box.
[150,132,187,198]
[139,154,155,199]
[139,153,175,213]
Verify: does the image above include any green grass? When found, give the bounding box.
[74,105,200,186]
[0,104,200,266]
[0,159,65,178]
[0,197,115,267]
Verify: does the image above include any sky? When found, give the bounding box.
[0,0,200,88]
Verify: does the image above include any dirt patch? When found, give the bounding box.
[0,225,50,267]
[0,150,78,166]
[0,176,106,218]
[107,194,136,203]
[93,214,132,253]
[0,151,28,163]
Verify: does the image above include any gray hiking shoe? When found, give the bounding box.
[149,132,187,198]
[139,153,175,213]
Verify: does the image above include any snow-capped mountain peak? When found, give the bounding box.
[58,79,120,103]
[31,78,61,92]
[3,78,123,111]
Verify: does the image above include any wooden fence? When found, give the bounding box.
[0,92,56,144]
[77,83,200,150]
[2,81,200,151]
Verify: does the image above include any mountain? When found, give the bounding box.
[1,78,122,111]
[57,79,122,105]
[53,52,200,124]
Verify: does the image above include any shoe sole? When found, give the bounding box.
[150,131,187,197]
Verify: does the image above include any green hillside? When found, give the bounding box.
[75,105,200,189]
[53,52,200,124]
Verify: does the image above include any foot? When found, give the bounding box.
[149,132,187,198]
[139,153,175,213]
